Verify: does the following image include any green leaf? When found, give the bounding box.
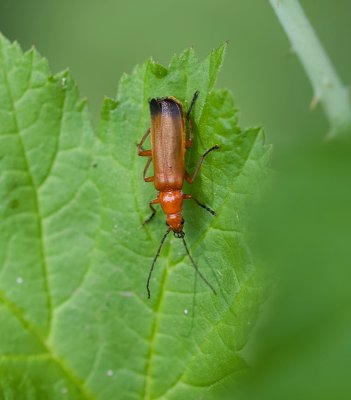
[0,33,269,399]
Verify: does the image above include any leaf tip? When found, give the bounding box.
[149,58,168,79]
[103,96,118,110]
[212,42,227,65]
[100,97,119,122]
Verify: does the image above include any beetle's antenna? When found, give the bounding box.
[186,90,200,119]
[181,236,217,295]
[147,227,171,299]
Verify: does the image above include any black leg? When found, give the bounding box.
[143,202,158,224]
[185,145,220,184]
[183,194,216,216]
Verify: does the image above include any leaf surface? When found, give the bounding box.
[0,34,269,399]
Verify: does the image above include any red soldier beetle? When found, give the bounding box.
[137,91,219,298]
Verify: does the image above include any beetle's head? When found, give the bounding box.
[166,213,185,237]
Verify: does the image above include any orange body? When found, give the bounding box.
[150,97,186,191]
[137,91,218,298]
[149,97,187,233]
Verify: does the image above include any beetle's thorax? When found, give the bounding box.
[159,190,184,233]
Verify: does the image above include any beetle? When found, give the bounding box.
[137,91,219,298]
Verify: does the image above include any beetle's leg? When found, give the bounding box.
[138,128,152,156]
[143,157,154,182]
[144,198,159,224]
[186,90,200,120]
[183,194,216,216]
[185,145,220,183]
[185,91,199,149]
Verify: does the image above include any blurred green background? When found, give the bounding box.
[2,1,351,399]
[1,0,350,150]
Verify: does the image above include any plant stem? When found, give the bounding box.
[269,0,351,138]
